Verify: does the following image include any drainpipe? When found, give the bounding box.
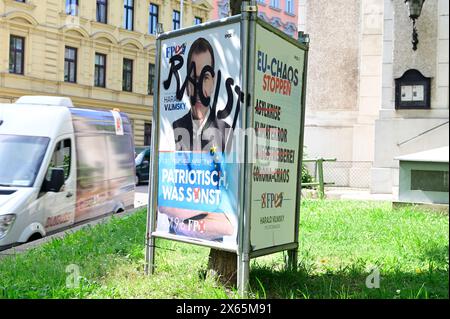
[180,0,184,28]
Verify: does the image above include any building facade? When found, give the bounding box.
[297,0,383,189]
[371,0,449,194]
[297,0,449,194]
[0,0,212,146]
[212,0,298,37]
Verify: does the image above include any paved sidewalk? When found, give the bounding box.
[325,187,396,201]
[135,184,149,207]
[302,187,396,202]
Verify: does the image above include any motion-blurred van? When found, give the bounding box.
[0,96,135,248]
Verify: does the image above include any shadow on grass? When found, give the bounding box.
[422,245,449,265]
[248,263,449,299]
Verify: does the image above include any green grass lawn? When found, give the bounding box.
[0,200,448,299]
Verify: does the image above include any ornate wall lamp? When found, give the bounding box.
[405,0,425,51]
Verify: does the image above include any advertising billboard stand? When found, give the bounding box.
[145,1,309,296]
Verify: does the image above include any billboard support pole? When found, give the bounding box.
[145,35,162,275]
[237,7,250,298]
[287,34,310,272]
[237,0,257,297]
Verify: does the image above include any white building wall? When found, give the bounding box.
[371,0,449,194]
[298,0,383,188]
[436,0,449,109]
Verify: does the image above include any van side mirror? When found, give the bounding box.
[43,168,65,192]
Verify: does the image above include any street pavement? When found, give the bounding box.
[135,184,149,208]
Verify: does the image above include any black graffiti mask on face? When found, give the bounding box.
[163,49,245,136]
[187,51,215,111]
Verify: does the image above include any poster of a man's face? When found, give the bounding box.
[157,23,242,250]
[170,36,233,153]
[186,38,215,121]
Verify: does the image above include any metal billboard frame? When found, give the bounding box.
[144,2,309,297]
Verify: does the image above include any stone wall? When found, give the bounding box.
[305,0,360,112]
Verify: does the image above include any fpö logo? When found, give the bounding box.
[169,216,206,234]
[261,192,284,209]
[166,43,187,58]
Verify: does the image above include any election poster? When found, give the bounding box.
[155,22,243,251]
[250,23,306,251]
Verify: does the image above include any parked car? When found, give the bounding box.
[0,96,135,249]
[135,147,151,185]
[135,146,150,158]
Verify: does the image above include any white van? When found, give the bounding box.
[0,96,135,248]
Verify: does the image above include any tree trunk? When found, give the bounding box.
[207,249,237,287]
[230,0,244,15]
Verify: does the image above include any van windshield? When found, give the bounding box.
[0,134,50,187]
